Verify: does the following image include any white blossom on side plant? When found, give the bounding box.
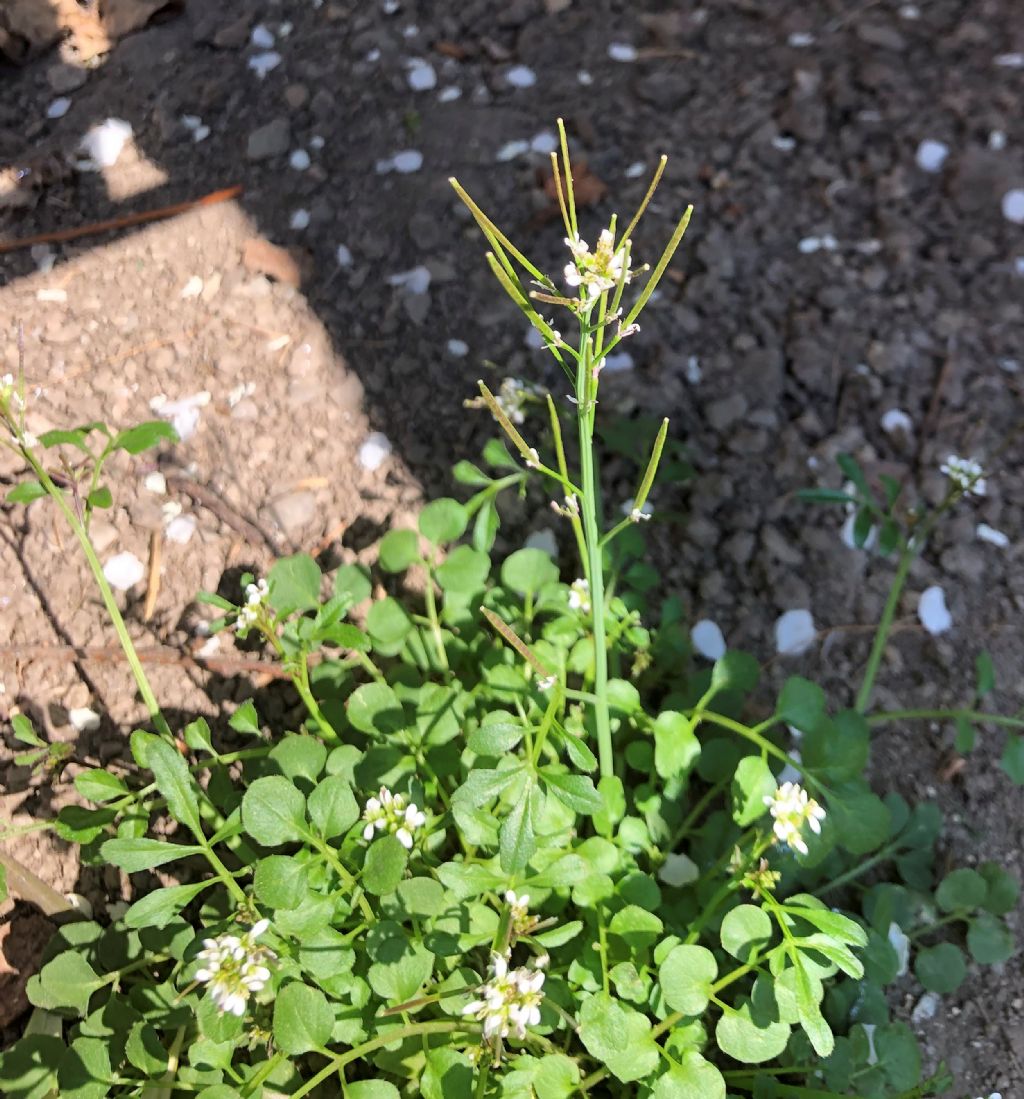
[940,454,987,497]
[495,378,536,425]
[763,781,826,856]
[195,918,275,1017]
[362,786,426,849]
[568,578,591,614]
[235,578,269,635]
[462,953,546,1041]
[505,890,536,937]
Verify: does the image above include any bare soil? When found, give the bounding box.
[1,0,1022,1090]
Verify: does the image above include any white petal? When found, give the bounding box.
[396,828,413,849]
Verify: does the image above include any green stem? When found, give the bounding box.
[855,543,915,713]
[30,455,172,740]
[577,331,613,779]
[685,711,816,794]
[290,1021,471,1099]
[474,1058,491,1099]
[422,559,450,673]
[818,842,899,895]
[867,708,1024,731]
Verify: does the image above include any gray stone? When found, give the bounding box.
[247,118,291,161]
[705,393,748,432]
[270,491,316,533]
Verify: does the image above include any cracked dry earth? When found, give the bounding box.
[1,0,1023,1090]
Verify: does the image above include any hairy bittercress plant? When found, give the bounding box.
[1,129,1020,1099]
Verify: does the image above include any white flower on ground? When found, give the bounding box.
[462,954,546,1041]
[362,786,426,849]
[235,578,269,635]
[564,228,631,305]
[763,781,826,856]
[568,578,591,614]
[195,918,276,1017]
[940,454,986,497]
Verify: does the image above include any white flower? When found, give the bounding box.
[940,454,987,497]
[505,890,533,936]
[195,918,276,1017]
[462,954,546,1041]
[564,228,631,305]
[525,448,541,470]
[763,781,826,856]
[362,786,426,849]
[495,377,536,425]
[568,578,591,615]
[630,506,652,522]
[235,578,269,635]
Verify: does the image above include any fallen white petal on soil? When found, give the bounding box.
[406,58,437,90]
[658,853,699,888]
[103,552,146,591]
[47,97,71,119]
[994,52,1024,67]
[358,432,392,471]
[438,85,461,102]
[690,619,726,661]
[788,31,815,46]
[625,160,646,178]
[577,69,593,84]
[248,51,282,78]
[915,139,949,172]
[862,1024,879,1065]
[76,118,132,170]
[771,135,796,151]
[607,42,638,61]
[36,288,67,303]
[911,991,939,1023]
[976,523,1009,548]
[774,609,816,655]
[530,131,558,154]
[918,585,952,634]
[336,244,353,267]
[68,707,101,732]
[887,922,910,976]
[841,512,878,551]
[149,390,211,441]
[446,338,469,357]
[880,408,913,435]
[387,266,431,294]
[289,149,311,170]
[989,129,1007,151]
[1002,189,1024,224]
[391,149,423,173]
[505,65,536,88]
[685,355,702,383]
[524,528,558,557]
[290,208,311,230]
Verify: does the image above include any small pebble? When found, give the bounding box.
[577,70,593,85]
[336,244,353,267]
[290,209,311,230]
[180,275,204,299]
[392,149,423,173]
[506,65,537,88]
[989,130,1007,151]
[880,408,913,436]
[1001,189,1024,224]
[911,992,940,1024]
[103,552,146,591]
[994,52,1024,68]
[358,432,392,471]
[406,58,437,91]
[144,472,167,495]
[775,609,816,655]
[446,338,469,357]
[625,161,646,178]
[976,523,1009,548]
[248,51,282,78]
[68,707,101,732]
[607,42,638,61]
[684,355,702,384]
[690,619,726,661]
[787,31,815,47]
[771,135,797,152]
[496,140,530,162]
[36,288,67,303]
[918,586,952,635]
[47,97,71,119]
[438,85,461,102]
[309,135,325,150]
[165,514,197,545]
[289,149,311,170]
[251,24,275,49]
[915,139,949,173]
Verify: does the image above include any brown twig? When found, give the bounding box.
[0,185,243,254]
[143,529,162,622]
[164,471,283,557]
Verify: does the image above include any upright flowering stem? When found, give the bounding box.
[576,325,613,778]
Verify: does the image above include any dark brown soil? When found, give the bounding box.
[1,0,1022,1090]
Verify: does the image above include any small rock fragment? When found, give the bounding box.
[607,42,638,61]
[251,23,275,48]
[406,58,437,90]
[775,609,816,655]
[271,491,316,533]
[916,139,949,173]
[911,991,940,1024]
[446,338,469,357]
[149,391,211,441]
[68,707,101,732]
[918,586,952,635]
[358,432,392,471]
[438,85,461,102]
[47,97,71,119]
[787,31,815,47]
[336,244,353,267]
[246,117,291,160]
[505,65,537,88]
[76,118,132,170]
[180,275,204,299]
[248,51,282,78]
[880,408,913,436]
[289,149,311,170]
[496,139,530,162]
[103,552,145,591]
[1002,189,1024,224]
[690,619,726,661]
[166,514,197,544]
[290,208,311,230]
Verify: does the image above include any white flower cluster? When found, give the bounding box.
[362,786,426,849]
[495,377,538,425]
[568,577,591,615]
[234,578,269,635]
[195,918,275,1016]
[462,953,546,1040]
[505,890,534,937]
[940,454,986,497]
[564,228,631,305]
[764,781,826,856]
